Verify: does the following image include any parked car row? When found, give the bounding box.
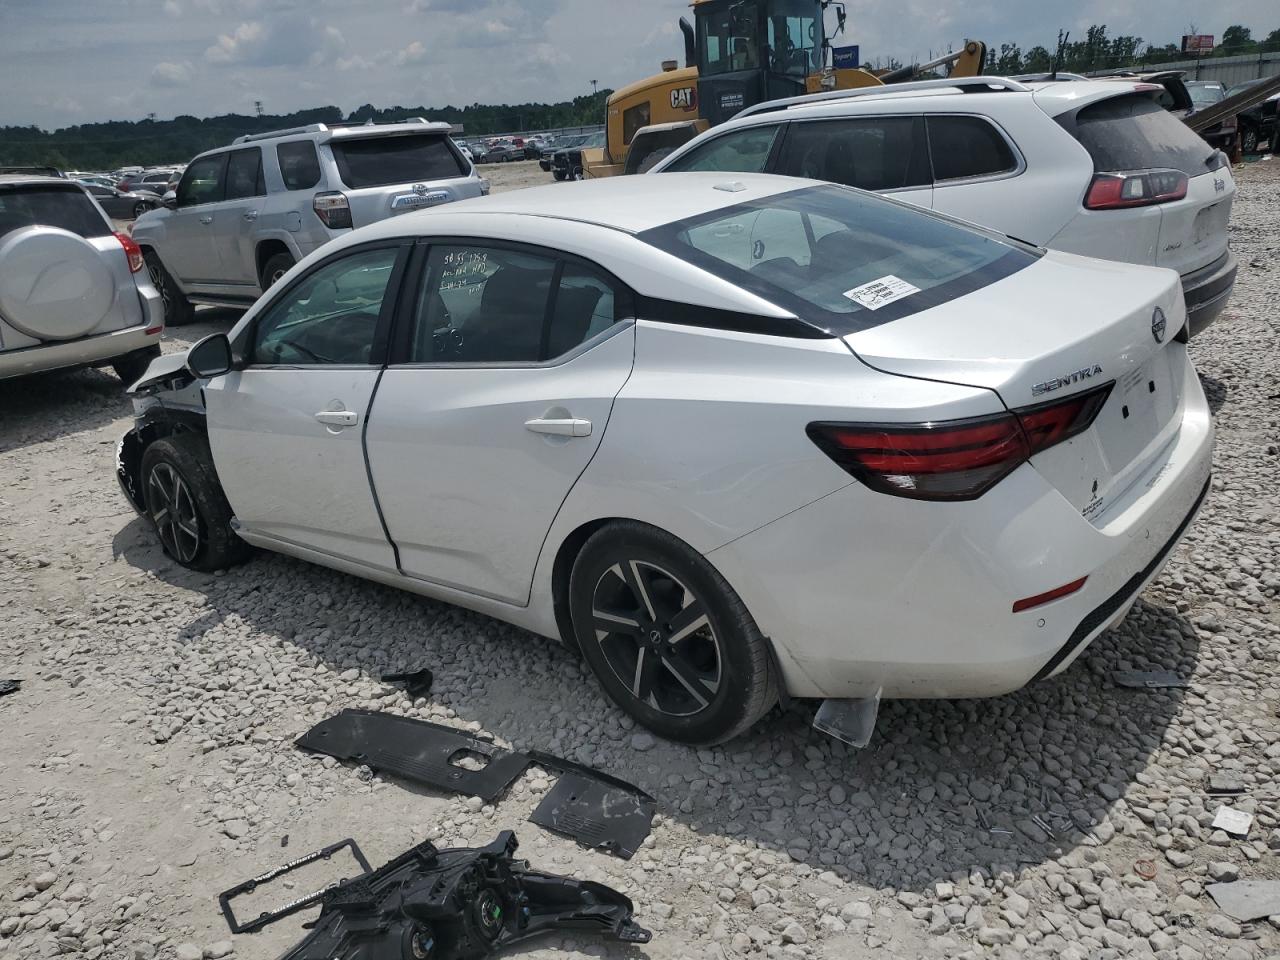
[1226,78,1280,155]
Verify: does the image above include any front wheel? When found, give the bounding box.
[132,200,153,219]
[140,434,251,572]
[569,521,777,745]
[553,169,567,181]
[572,166,584,180]
[1241,124,1259,154]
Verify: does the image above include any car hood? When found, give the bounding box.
[127,349,190,393]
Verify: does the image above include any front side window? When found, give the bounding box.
[249,247,399,365]
[277,140,322,190]
[176,154,227,207]
[409,245,625,364]
[638,184,1038,334]
[776,116,929,191]
[662,125,780,173]
[224,148,264,200]
[927,116,1018,182]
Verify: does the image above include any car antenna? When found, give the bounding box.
[1050,29,1069,81]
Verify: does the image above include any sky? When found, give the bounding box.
[1,0,1277,129]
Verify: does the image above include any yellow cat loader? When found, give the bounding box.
[583,0,984,177]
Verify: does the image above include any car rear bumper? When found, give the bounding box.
[1183,249,1236,337]
[0,313,162,381]
[707,350,1214,700]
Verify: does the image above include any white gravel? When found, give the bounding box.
[1,159,1279,960]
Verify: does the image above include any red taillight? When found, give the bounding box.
[807,381,1113,501]
[313,191,353,229]
[1012,576,1088,613]
[1084,170,1188,210]
[114,231,144,273]
[116,179,130,191]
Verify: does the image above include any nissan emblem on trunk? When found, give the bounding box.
[1151,307,1167,343]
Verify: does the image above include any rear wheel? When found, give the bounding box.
[553,169,567,182]
[110,344,161,386]
[1241,123,1259,154]
[260,252,295,291]
[132,200,152,219]
[140,435,251,571]
[144,251,194,326]
[569,521,777,745]
[572,165,585,180]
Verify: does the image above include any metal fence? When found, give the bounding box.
[1087,51,1280,87]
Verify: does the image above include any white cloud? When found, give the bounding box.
[162,0,182,16]
[150,60,194,87]
[204,16,343,67]
[394,40,426,66]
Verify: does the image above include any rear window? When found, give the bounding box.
[1066,94,1214,176]
[0,186,111,240]
[637,185,1038,335]
[330,134,466,188]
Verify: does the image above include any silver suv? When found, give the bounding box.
[133,118,486,325]
[0,174,163,383]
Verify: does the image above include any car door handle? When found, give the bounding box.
[315,410,359,427]
[243,210,259,221]
[525,417,591,437]
[199,215,213,225]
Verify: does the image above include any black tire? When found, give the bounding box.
[553,169,567,182]
[572,165,584,181]
[144,251,194,326]
[1241,123,1259,155]
[569,521,777,745]
[260,252,295,292]
[132,200,152,219]
[140,434,251,572]
[111,344,161,385]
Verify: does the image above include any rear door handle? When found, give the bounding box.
[315,410,359,427]
[199,215,213,225]
[525,417,591,437]
[243,210,259,222]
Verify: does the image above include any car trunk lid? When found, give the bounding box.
[844,251,1188,519]
[1154,168,1234,276]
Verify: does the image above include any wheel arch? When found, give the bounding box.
[118,409,210,514]
[255,238,293,285]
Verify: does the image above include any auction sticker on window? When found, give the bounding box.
[843,275,921,310]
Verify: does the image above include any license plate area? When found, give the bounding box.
[1096,350,1179,474]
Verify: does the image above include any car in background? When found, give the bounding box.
[119,169,181,195]
[117,173,1213,745]
[1185,81,1237,151]
[131,117,486,326]
[0,174,163,383]
[484,139,524,163]
[551,131,605,181]
[653,75,1237,337]
[1227,78,1280,154]
[81,181,164,220]
[541,134,584,171]
[523,135,551,159]
[452,139,473,163]
[75,174,121,190]
[0,165,64,178]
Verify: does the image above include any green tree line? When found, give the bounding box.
[0,91,611,172]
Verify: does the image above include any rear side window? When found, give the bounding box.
[277,140,322,190]
[1067,94,1214,176]
[927,116,1018,181]
[0,187,111,239]
[662,125,780,173]
[331,134,466,188]
[776,116,930,191]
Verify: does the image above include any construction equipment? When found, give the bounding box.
[583,0,985,177]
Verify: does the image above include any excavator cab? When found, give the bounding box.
[694,0,824,125]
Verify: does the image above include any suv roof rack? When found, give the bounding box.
[736,76,1033,120]
[232,117,432,145]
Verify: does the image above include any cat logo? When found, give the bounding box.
[670,86,697,111]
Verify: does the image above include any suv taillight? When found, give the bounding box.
[114,231,144,273]
[313,191,353,229]
[807,382,1113,501]
[1084,170,1188,210]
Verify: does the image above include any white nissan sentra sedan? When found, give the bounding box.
[116,173,1213,745]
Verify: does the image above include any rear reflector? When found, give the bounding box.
[1084,170,1188,210]
[807,381,1113,501]
[114,231,144,273]
[1013,576,1088,613]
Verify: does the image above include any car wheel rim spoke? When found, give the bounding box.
[147,463,200,563]
[592,560,722,718]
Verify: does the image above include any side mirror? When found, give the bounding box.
[163,190,178,209]
[186,333,233,378]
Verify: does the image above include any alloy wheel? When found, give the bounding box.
[591,560,722,717]
[1243,128,1258,154]
[148,261,170,309]
[147,462,201,564]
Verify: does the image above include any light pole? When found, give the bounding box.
[590,79,598,95]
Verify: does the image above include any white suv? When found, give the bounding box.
[133,118,486,325]
[652,76,1237,337]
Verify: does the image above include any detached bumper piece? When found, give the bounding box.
[527,752,656,860]
[279,831,652,960]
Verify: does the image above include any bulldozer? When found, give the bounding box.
[583,0,985,178]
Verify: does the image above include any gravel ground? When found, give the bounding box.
[2,159,1278,960]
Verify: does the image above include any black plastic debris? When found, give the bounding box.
[0,679,20,697]
[527,751,656,860]
[296,709,529,802]
[280,831,651,960]
[382,667,434,698]
[218,838,371,934]
[1112,670,1189,689]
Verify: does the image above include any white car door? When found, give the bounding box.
[203,242,408,570]
[365,242,636,604]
